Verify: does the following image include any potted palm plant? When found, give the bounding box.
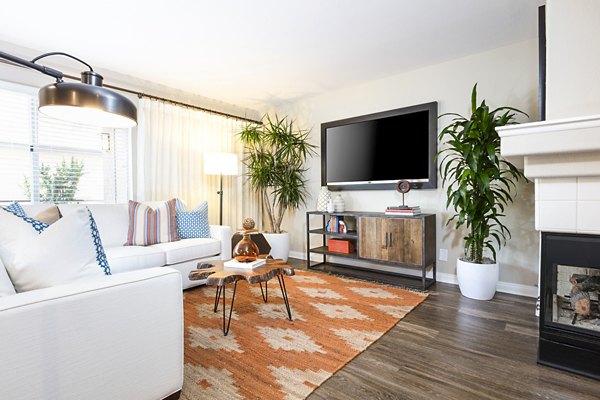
[238,115,317,261]
[438,84,528,300]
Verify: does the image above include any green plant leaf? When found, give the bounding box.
[436,83,529,262]
[238,114,316,233]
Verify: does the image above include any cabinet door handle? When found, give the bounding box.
[389,232,392,247]
[384,232,388,248]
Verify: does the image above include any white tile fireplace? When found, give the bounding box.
[498,114,600,234]
[499,114,600,380]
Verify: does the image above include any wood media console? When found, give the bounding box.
[306,211,436,290]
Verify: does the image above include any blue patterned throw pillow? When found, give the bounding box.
[176,199,210,239]
[87,208,111,275]
[0,204,109,276]
[4,202,26,217]
[1,203,49,233]
[0,207,111,292]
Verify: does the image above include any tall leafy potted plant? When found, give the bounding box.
[438,84,528,300]
[239,115,316,261]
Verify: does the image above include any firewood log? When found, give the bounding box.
[570,286,591,316]
[575,276,600,293]
[570,274,589,286]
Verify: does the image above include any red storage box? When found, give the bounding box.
[328,239,355,254]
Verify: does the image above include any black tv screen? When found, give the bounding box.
[322,102,438,190]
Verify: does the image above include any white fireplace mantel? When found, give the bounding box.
[498,114,600,235]
[498,114,600,179]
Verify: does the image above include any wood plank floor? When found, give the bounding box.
[285,259,600,399]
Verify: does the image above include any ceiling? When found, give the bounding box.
[0,0,539,111]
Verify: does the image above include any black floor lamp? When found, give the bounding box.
[204,152,239,226]
[0,50,137,128]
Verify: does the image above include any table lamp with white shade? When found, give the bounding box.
[204,152,239,225]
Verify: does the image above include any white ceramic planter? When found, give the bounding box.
[263,232,290,262]
[456,258,499,300]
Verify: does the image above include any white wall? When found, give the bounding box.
[546,0,600,119]
[269,39,540,295]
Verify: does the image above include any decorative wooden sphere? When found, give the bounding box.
[242,217,256,230]
[396,180,411,194]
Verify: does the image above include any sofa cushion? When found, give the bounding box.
[150,238,221,265]
[126,199,179,246]
[0,257,16,297]
[104,246,166,273]
[0,208,110,292]
[176,199,210,239]
[59,204,129,248]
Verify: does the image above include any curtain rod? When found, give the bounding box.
[62,73,262,124]
[0,58,261,124]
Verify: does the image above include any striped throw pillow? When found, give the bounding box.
[126,199,179,246]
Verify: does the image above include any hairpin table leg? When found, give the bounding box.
[222,281,238,336]
[277,275,293,321]
[213,285,222,312]
[259,281,268,302]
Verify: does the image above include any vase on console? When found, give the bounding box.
[333,194,345,212]
[316,186,331,212]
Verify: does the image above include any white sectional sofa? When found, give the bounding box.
[23,203,233,289]
[0,266,184,400]
[0,202,232,400]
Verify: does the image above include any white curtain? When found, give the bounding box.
[136,98,260,228]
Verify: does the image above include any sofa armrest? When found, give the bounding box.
[0,268,183,400]
[210,224,232,260]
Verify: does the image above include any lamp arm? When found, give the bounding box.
[31,52,94,72]
[0,50,64,82]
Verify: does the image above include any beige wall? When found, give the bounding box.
[546,0,600,119]
[267,39,540,294]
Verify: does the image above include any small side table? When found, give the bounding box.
[189,259,295,336]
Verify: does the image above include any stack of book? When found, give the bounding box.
[224,258,266,269]
[326,215,347,233]
[384,206,421,216]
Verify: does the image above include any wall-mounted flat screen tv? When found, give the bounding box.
[321,101,438,190]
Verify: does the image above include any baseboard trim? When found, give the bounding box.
[496,281,538,298]
[291,251,538,298]
[289,250,308,261]
[435,272,459,285]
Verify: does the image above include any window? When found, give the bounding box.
[0,80,131,204]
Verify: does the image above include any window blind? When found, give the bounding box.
[0,80,131,204]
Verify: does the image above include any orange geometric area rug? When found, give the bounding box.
[181,270,427,400]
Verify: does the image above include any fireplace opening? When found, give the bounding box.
[553,265,600,333]
[540,232,600,380]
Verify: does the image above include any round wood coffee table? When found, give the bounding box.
[189,259,295,336]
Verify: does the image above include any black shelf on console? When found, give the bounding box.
[308,228,358,240]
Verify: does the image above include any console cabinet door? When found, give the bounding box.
[358,217,385,260]
[358,217,423,265]
[385,218,423,265]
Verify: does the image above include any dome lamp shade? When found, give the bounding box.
[0,50,137,128]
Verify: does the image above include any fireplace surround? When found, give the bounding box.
[498,113,600,380]
[540,232,600,379]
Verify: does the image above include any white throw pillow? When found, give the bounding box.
[0,257,16,297]
[0,207,110,292]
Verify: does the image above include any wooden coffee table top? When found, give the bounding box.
[188,259,295,286]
